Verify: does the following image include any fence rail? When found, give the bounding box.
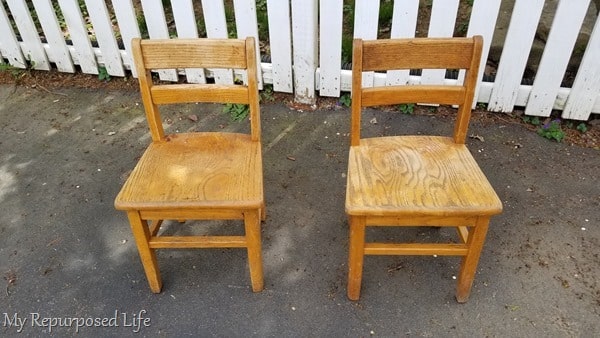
[0,0,598,120]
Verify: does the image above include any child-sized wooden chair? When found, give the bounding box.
[345,36,502,303]
[115,37,264,293]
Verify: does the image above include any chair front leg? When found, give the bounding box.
[244,209,264,292]
[347,215,366,300]
[127,211,162,293]
[456,217,490,303]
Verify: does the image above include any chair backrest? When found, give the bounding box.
[350,36,483,146]
[132,37,261,142]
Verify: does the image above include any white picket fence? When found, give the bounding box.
[0,0,599,120]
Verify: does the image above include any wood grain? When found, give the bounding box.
[346,136,502,217]
[115,132,263,210]
[361,37,474,71]
[361,85,465,107]
[139,38,247,69]
[151,84,249,104]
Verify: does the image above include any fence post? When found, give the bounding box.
[291,0,318,104]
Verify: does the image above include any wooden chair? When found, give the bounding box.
[115,37,264,293]
[346,36,502,303]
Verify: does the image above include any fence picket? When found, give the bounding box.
[386,0,419,86]
[58,0,98,74]
[319,0,343,97]
[563,13,600,120]
[171,0,206,84]
[266,0,293,93]
[201,0,233,85]
[112,0,140,76]
[233,0,262,89]
[291,0,318,104]
[525,0,589,117]
[421,0,459,85]
[353,0,379,88]
[0,2,26,68]
[32,0,75,73]
[85,0,124,77]
[488,0,544,113]
[139,0,177,81]
[6,0,50,70]
[458,0,502,107]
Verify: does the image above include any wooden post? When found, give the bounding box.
[291,0,318,104]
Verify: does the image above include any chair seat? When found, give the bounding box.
[346,136,502,217]
[115,132,263,211]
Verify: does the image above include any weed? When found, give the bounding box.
[260,84,275,102]
[98,66,111,81]
[223,103,249,121]
[522,115,541,126]
[566,120,588,133]
[397,103,415,115]
[339,93,351,107]
[0,62,25,79]
[537,119,565,142]
[576,122,588,133]
[476,102,487,110]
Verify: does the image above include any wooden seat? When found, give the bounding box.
[346,36,502,303]
[115,37,264,293]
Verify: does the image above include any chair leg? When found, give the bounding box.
[456,217,490,303]
[347,216,366,301]
[244,210,264,292]
[127,211,162,293]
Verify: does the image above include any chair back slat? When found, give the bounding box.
[361,86,466,107]
[351,36,483,146]
[361,38,475,71]
[151,84,249,105]
[139,39,247,69]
